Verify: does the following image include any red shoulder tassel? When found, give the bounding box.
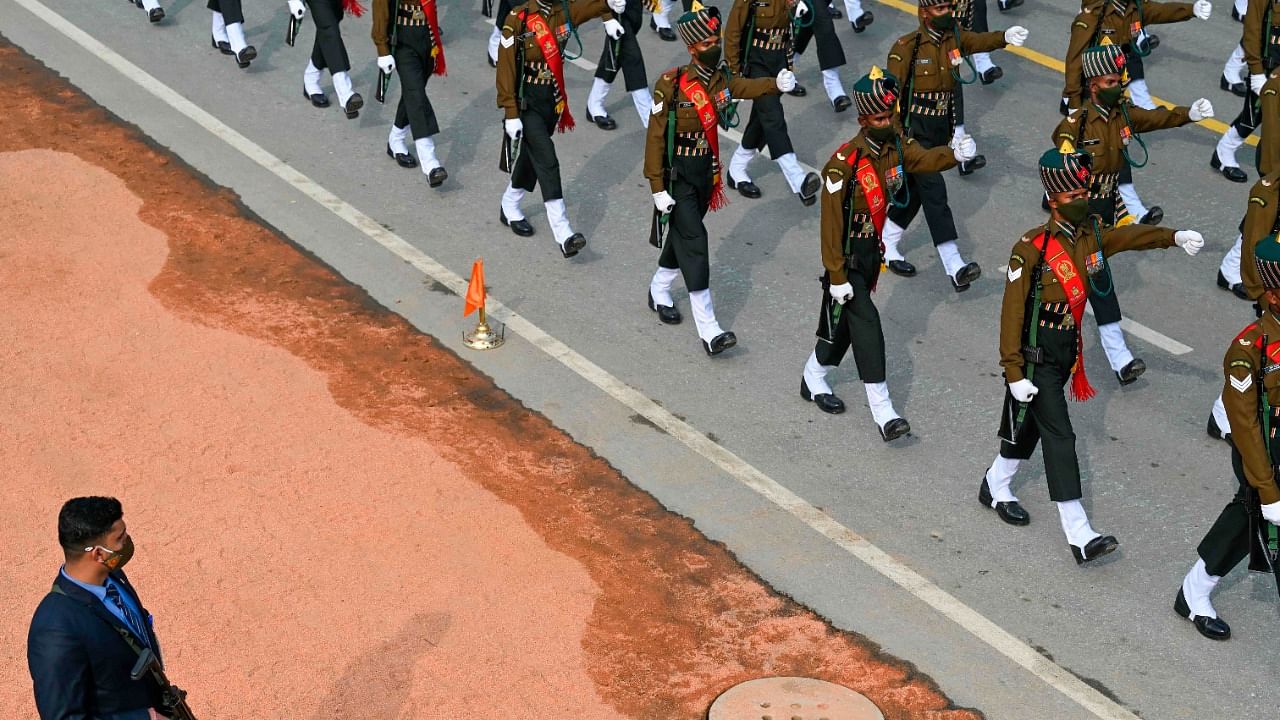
[1069,367,1096,402]
[343,0,366,17]
[708,183,729,211]
[557,110,575,133]
[432,51,447,77]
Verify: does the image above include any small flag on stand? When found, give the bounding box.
[462,258,504,350]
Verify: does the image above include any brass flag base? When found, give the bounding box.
[463,309,505,350]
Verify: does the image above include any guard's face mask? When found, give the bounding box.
[88,535,135,571]
[867,124,897,142]
[928,11,954,30]
[1057,198,1091,226]
[1096,85,1125,109]
[695,44,722,68]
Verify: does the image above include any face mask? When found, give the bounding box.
[695,44,722,68]
[90,535,135,571]
[929,12,954,30]
[1096,85,1124,108]
[1056,198,1090,226]
[867,124,897,142]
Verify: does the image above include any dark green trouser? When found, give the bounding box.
[814,268,885,384]
[999,324,1082,502]
[1197,449,1256,577]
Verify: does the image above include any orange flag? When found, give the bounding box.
[464,258,486,316]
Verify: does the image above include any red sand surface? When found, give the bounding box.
[0,41,981,720]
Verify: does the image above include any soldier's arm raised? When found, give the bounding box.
[727,75,782,99]
[1098,224,1175,257]
[570,0,615,26]
[1127,103,1192,133]
[961,29,1009,55]
[1142,0,1195,25]
[902,136,957,174]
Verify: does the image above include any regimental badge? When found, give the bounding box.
[696,137,709,150]
[1058,261,1076,282]
[948,48,962,67]
[715,88,732,110]
[1120,126,1132,146]
[538,67,554,80]
[556,24,569,42]
[885,165,904,192]
[1084,250,1104,275]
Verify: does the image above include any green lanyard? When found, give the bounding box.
[1118,103,1149,168]
[949,26,978,85]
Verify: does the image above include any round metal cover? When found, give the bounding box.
[707,677,883,720]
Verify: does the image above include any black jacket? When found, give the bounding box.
[27,570,164,720]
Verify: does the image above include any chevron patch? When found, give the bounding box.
[651,101,663,115]
[1230,373,1253,393]
[1007,265,1022,282]
[825,177,844,194]
[501,35,515,48]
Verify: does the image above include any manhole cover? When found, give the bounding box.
[707,677,883,720]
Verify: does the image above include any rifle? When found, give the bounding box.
[131,648,197,720]
[1000,231,1047,444]
[651,68,681,249]
[286,12,303,47]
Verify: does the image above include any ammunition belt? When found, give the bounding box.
[523,61,556,86]
[751,27,789,50]
[844,212,877,243]
[909,91,952,118]
[396,5,428,26]
[674,132,711,157]
[1038,301,1076,331]
[1090,171,1119,198]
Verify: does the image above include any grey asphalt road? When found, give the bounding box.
[2,0,1276,718]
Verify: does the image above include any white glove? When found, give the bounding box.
[603,18,625,40]
[829,282,854,304]
[950,134,977,162]
[1174,230,1204,256]
[377,55,395,74]
[606,0,626,12]
[1252,73,1267,95]
[287,0,306,19]
[504,118,523,140]
[653,191,676,213]
[776,69,797,93]
[1193,0,1211,20]
[1263,499,1280,524]
[1004,26,1029,47]
[1009,378,1039,403]
[1187,98,1213,122]
[794,0,809,18]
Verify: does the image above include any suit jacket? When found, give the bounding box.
[28,570,164,720]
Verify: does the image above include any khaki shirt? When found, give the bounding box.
[1221,312,1280,505]
[818,133,955,285]
[1241,171,1280,301]
[1260,75,1280,177]
[372,0,436,57]
[1243,0,1280,74]
[1000,222,1173,382]
[725,0,795,75]
[1062,1,1193,101]
[495,0,614,120]
[886,27,1007,95]
[1051,101,1191,175]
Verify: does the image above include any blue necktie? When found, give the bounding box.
[104,582,150,647]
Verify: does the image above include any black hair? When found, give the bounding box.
[58,496,123,554]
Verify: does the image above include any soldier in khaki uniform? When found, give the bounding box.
[1051,40,1212,386]
[880,0,1027,290]
[496,0,626,258]
[1214,0,1280,183]
[1176,233,1280,640]
[980,142,1203,564]
[798,67,972,440]
[645,6,792,356]
[1218,75,1280,294]
[372,0,449,188]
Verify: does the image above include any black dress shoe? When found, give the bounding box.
[958,154,986,176]
[798,172,821,207]
[1221,76,1248,97]
[851,11,873,32]
[386,143,417,168]
[998,0,1023,10]
[978,477,1031,526]
[832,95,852,113]
[212,36,234,55]
[1116,358,1146,386]
[827,3,843,19]
[1071,535,1119,564]
[560,233,586,258]
[1217,270,1250,300]
[648,291,682,325]
[343,93,364,119]
[1138,206,1163,225]
[1211,151,1249,183]
[886,259,916,277]
[878,417,911,442]
[305,87,332,108]
[727,176,762,199]
[787,83,807,97]
[427,167,448,188]
[236,46,257,69]
[800,378,846,414]
[649,18,678,41]
[1137,33,1159,53]
[979,66,1003,85]
[1207,415,1232,443]
[702,331,738,357]
[499,209,535,237]
[585,106,617,131]
[149,7,165,22]
[1175,589,1231,640]
[952,261,981,292]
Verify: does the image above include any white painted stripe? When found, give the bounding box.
[13,3,1137,718]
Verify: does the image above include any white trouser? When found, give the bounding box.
[501,184,526,221]
[332,71,355,107]
[211,11,229,43]
[1117,182,1148,221]
[1212,393,1233,436]
[226,20,248,54]
[631,88,653,128]
[1127,79,1156,110]
[803,351,836,395]
[775,153,808,193]
[973,52,995,74]
[587,78,610,117]
[984,454,1021,503]
[1224,44,1246,83]
[864,381,901,427]
[304,60,324,96]
[1218,126,1246,168]
[545,199,575,244]
[881,217,906,261]
[729,145,757,183]
[488,26,501,64]
[415,137,441,172]
[1220,233,1243,284]
[689,289,725,342]
[140,0,160,12]
[822,69,846,103]
[650,266,680,306]
[842,0,864,17]
[388,124,411,154]
[653,0,672,28]
[1181,558,1222,618]
[1098,321,1134,373]
[936,240,966,277]
[1057,499,1101,548]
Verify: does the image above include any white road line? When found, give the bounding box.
[13,2,1137,718]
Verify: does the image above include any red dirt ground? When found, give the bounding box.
[0,40,982,720]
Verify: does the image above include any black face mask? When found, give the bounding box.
[867,124,897,142]
[1057,198,1090,226]
[929,12,954,30]
[695,44,722,69]
[1095,85,1125,108]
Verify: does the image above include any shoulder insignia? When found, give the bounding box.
[1241,337,1256,346]
[1007,265,1023,283]
[835,151,847,161]
[903,137,915,145]
[1009,254,1024,266]
[826,167,844,177]
[824,176,844,194]
[1252,196,1268,206]
[653,87,665,100]
[500,34,516,48]
[1263,177,1274,187]
[888,53,902,61]
[1230,373,1254,393]
[1020,234,1035,243]
[1230,359,1254,369]
[1074,21,1089,28]
[1268,89,1279,96]
[651,100,664,115]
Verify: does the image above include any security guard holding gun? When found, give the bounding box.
[1214,0,1280,183]
[645,5,792,356]
[723,0,822,205]
[799,66,973,440]
[979,142,1203,564]
[373,0,449,188]
[496,0,627,258]
[586,0,656,130]
[1051,40,1213,386]
[1175,234,1280,641]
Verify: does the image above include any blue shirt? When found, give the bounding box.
[58,569,153,720]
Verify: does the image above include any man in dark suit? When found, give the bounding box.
[28,496,166,720]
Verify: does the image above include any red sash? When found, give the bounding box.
[679,72,728,211]
[1040,231,1095,401]
[840,143,887,238]
[343,0,366,17]
[520,10,574,132]
[420,0,446,76]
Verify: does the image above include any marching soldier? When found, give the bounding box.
[1176,233,1280,640]
[1062,0,1210,116]
[881,0,1028,289]
[645,6,794,355]
[496,0,627,258]
[290,0,365,119]
[837,0,873,33]
[793,1,854,112]
[799,67,974,440]
[980,142,1203,563]
[208,0,256,68]
[372,0,449,188]
[1051,40,1213,385]
[1214,0,1279,183]
[651,0,697,41]
[722,0,821,205]
[586,0,655,130]
[1216,73,1280,304]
